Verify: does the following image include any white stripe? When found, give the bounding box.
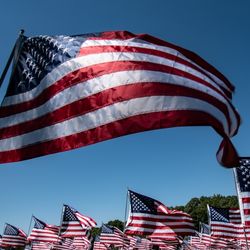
[2,51,230,107]
[0,70,236,134]
[0,96,229,151]
[81,38,232,93]
[126,226,194,234]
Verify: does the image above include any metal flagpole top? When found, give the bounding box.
[0,29,26,90]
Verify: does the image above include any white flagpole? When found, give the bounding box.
[123,188,129,233]
[233,167,250,250]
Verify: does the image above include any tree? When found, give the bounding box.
[172,194,238,230]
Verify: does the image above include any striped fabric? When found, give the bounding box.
[60,205,96,238]
[0,30,240,167]
[2,223,27,247]
[207,205,250,240]
[28,216,60,243]
[31,241,53,250]
[234,158,250,226]
[125,190,195,237]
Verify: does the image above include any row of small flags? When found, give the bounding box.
[0,159,249,249]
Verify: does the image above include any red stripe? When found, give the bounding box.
[243,209,250,215]
[0,83,231,139]
[78,45,232,99]
[0,110,225,163]
[242,197,250,203]
[92,31,234,92]
[0,60,234,119]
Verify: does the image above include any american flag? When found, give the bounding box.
[72,237,90,249]
[149,236,180,249]
[200,222,210,235]
[31,241,52,250]
[134,237,152,250]
[189,235,207,249]
[28,216,60,243]
[125,190,195,237]
[0,31,240,167]
[234,158,250,227]
[199,233,238,249]
[207,205,250,240]
[60,205,96,238]
[99,224,125,247]
[2,223,27,247]
[93,236,107,250]
[53,238,74,250]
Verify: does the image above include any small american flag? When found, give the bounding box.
[234,158,250,226]
[93,236,107,250]
[2,223,27,247]
[100,224,124,247]
[0,31,240,167]
[207,205,250,240]
[125,190,195,237]
[135,237,152,250]
[60,205,96,238]
[28,216,60,243]
[31,241,52,250]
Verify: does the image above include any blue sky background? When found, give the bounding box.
[0,0,249,233]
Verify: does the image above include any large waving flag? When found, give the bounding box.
[60,204,96,238]
[125,190,195,237]
[2,223,27,247]
[0,30,240,167]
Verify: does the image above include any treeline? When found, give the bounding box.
[92,194,238,237]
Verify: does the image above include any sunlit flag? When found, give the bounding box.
[207,205,250,241]
[28,216,60,243]
[125,190,195,237]
[100,224,124,248]
[2,223,27,247]
[60,204,96,238]
[234,158,250,226]
[0,30,240,167]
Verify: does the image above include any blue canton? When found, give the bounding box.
[63,205,77,221]
[236,158,250,192]
[4,224,19,236]
[7,32,100,96]
[33,217,46,229]
[209,206,230,223]
[129,190,157,214]
[101,224,114,234]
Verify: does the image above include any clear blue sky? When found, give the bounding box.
[0,0,249,234]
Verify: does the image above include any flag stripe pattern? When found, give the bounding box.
[208,205,250,240]
[60,205,96,238]
[0,30,240,166]
[100,224,124,247]
[2,224,27,247]
[29,216,60,243]
[125,190,195,237]
[234,158,250,226]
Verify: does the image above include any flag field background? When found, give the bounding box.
[0,0,249,235]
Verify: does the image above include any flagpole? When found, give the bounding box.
[232,168,250,250]
[123,188,129,233]
[58,204,65,241]
[0,29,25,89]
